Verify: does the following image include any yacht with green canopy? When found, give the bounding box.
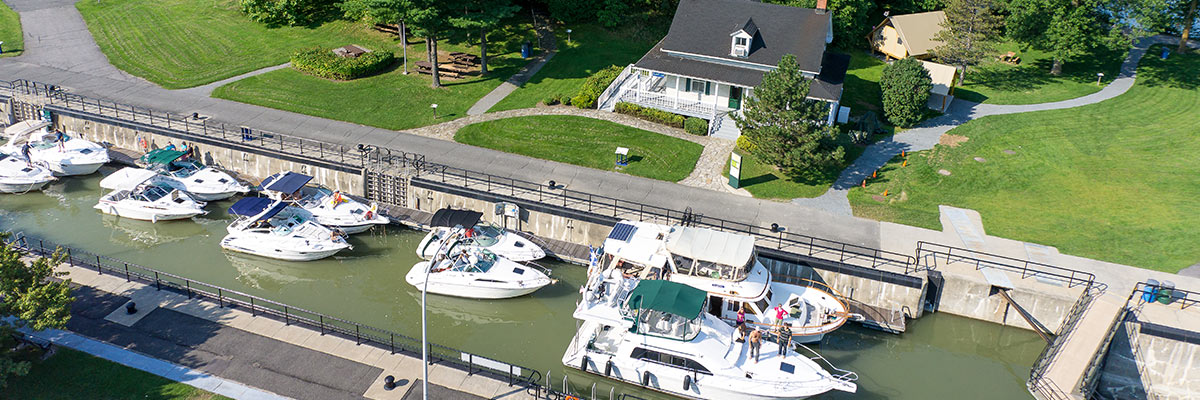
[564,278,857,399]
[139,149,249,201]
[219,197,351,261]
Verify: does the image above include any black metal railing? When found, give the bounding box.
[3,232,550,393]
[916,241,1097,289]
[2,79,426,171]
[417,163,920,275]
[1130,281,1199,310]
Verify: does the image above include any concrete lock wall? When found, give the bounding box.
[1097,321,1200,400]
[758,257,926,318]
[936,272,1081,332]
[409,186,612,247]
[55,114,365,196]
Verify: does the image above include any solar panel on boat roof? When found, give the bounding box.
[607,223,638,241]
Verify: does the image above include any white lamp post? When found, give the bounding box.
[566,29,573,46]
[431,103,438,118]
[1096,72,1104,86]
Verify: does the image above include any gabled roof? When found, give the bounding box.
[732,18,758,37]
[633,41,848,101]
[625,280,707,320]
[659,0,830,73]
[919,60,958,96]
[887,11,946,57]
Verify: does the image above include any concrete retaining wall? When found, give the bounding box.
[936,270,1082,333]
[409,183,613,248]
[54,114,366,195]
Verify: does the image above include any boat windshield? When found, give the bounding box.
[168,161,203,178]
[450,250,496,273]
[140,186,171,202]
[468,224,502,247]
[632,309,701,341]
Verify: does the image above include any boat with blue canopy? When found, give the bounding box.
[219,197,351,261]
[258,171,388,234]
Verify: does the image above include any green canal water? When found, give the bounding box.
[0,170,1044,399]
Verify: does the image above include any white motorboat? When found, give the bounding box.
[258,171,388,234]
[564,278,858,400]
[94,167,207,222]
[0,152,55,193]
[2,120,109,176]
[406,230,554,299]
[140,149,249,201]
[416,208,546,262]
[595,221,856,344]
[220,197,351,261]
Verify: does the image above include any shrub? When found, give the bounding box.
[736,135,758,153]
[240,0,337,26]
[684,117,708,135]
[880,57,932,127]
[614,102,685,128]
[291,48,395,80]
[572,65,625,109]
[542,94,561,106]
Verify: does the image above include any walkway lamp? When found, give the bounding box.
[1096,72,1104,86]
[431,103,438,118]
[421,229,458,400]
[567,29,573,46]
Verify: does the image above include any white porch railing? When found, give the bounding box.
[617,89,716,120]
[597,65,635,111]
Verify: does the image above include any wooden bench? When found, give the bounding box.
[414,61,462,79]
[999,51,1021,65]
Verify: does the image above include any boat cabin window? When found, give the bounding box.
[753,297,771,317]
[469,224,502,247]
[629,348,712,375]
[670,254,694,275]
[168,161,203,178]
[140,186,171,202]
[673,251,756,281]
[632,309,701,341]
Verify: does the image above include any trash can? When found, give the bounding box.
[521,41,532,59]
[1161,47,1170,59]
[1142,279,1159,303]
[1157,280,1175,304]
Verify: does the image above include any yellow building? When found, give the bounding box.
[869,11,946,60]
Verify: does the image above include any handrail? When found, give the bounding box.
[1130,281,1199,310]
[1,231,545,392]
[915,241,1096,289]
[416,164,920,276]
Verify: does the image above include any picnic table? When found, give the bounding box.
[414,61,462,79]
[449,52,481,65]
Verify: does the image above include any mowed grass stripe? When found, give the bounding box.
[849,45,1200,272]
[455,115,703,182]
[0,1,22,58]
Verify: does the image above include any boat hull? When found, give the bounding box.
[404,262,548,299]
[189,190,241,201]
[219,236,347,261]
[0,180,50,193]
[93,202,205,222]
[47,161,105,176]
[322,220,387,235]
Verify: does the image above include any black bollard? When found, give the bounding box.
[383,375,395,390]
[125,302,137,315]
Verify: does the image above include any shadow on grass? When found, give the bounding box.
[740,173,779,186]
[1139,45,1200,90]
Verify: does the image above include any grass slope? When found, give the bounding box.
[455,115,703,182]
[77,0,413,88]
[4,348,230,400]
[487,25,657,112]
[954,41,1126,105]
[0,1,22,58]
[849,45,1200,272]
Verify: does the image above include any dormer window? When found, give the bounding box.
[730,18,757,58]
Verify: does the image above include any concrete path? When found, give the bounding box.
[3,0,138,83]
[179,62,292,97]
[792,35,1198,216]
[22,325,291,400]
[465,52,556,116]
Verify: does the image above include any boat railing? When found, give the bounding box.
[1,231,554,394]
[795,343,859,384]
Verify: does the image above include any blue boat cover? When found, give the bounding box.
[228,197,288,221]
[263,172,313,194]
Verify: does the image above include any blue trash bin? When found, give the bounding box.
[1162,48,1170,59]
[521,42,532,59]
[1141,279,1160,303]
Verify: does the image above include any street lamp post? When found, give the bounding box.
[421,228,461,400]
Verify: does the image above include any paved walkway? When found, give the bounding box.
[465,10,557,116]
[23,325,291,400]
[793,35,1200,215]
[178,62,292,97]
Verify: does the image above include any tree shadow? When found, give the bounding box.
[740,173,779,186]
[1138,45,1200,90]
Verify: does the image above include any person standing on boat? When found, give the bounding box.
[55,130,67,151]
[748,328,763,363]
[20,142,32,166]
[734,306,747,341]
[777,323,792,356]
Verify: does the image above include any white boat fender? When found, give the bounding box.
[849,313,865,322]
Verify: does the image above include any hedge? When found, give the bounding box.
[736,135,758,153]
[684,117,708,135]
[542,93,571,106]
[291,48,395,80]
[614,102,685,128]
[572,65,624,109]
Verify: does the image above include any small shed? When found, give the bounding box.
[919,60,957,112]
[869,11,946,60]
[332,44,372,58]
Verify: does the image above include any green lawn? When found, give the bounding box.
[0,1,22,58]
[77,0,419,88]
[848,45,1200,272]
[4,348,230,400]
[954,41,1126,105]
[455,115,703,182]
[724,133,872,199]
[840,51,888,119]
[487,25,658,112]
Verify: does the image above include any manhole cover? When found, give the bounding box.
[938,169,951,176]
[974,157,987,163]
[1003,149,1016,155]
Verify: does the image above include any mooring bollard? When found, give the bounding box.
[384,375,396,390]
[125,302,137,315]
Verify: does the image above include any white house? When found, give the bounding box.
[596,0,850,139]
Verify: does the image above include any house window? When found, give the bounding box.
[690,79,706,93]
[733,36,749,57]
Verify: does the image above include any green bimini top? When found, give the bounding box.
[625,280,706,320]
[140,149,187,165]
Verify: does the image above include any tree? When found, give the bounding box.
[341,0,413,73]
[407,0,455,88]
[1183,0,1198,52]
[240,0,338,26]
[732,54,845,174]
[449,0,519,74]
[932,0,1001,84]
[880,57,932,127]
[766,0,876,48]
[0,237,73,388]
[1005,0,1130,75]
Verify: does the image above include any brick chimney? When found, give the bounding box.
[816,0,828,14]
